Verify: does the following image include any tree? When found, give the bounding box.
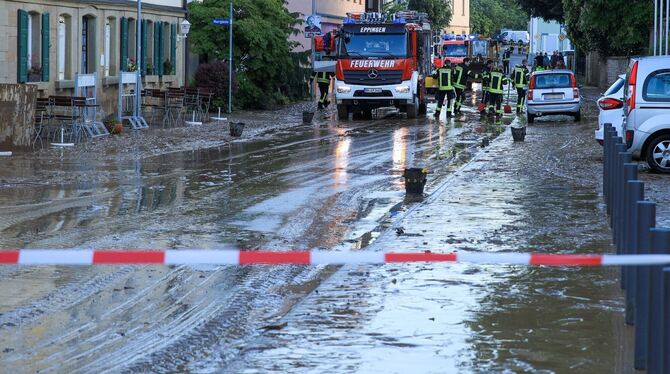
[188,0,309,109]
[386,0,453,31]
[470,0,528,36]
[563,0,651,56]
[515,0,564,21]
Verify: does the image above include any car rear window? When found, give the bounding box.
[643,70,670,102]
[604,77,625,96]
[534,73,573,89]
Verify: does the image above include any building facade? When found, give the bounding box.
[444,0,470,35]
[0,0,187,114]
[285,0,365,52]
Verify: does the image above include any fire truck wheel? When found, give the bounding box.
[406,96,419,119]
[337,105,348,120]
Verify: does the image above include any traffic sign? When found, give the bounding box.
[212,18,231,26]
[559,33,566,41]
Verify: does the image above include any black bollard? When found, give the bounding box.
[607,134,621,217]
[614,149,630,245]
[625,180,645,325]
[647,228,670,374]
[611,144,626,231]
[662,267,670,372]
[603,124,613,201]
[634,201,657,370]
[620,163,637,290]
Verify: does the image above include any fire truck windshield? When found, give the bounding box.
[443,44,467,57]
[342,33,408,58]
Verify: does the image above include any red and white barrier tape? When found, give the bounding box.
[1,250,670,266]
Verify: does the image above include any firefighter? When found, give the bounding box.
[488,65,511,117]
[502,48,512,75]
[311,70,334,109]
[452,57,473,114]
[513,59,531,114]
[433,59,456,118]
[479,59,494,114]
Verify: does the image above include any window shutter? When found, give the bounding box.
[171,23,176,75]
[41,13,50,81]
[153,22,160,76]
[141,19,147,76]
[17,10,29,83]
[158,22,165,77]
[120,17,128,71]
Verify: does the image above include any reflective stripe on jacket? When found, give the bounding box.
[488,71,509,94]
[513,66,530,88]
[437,68,454,90]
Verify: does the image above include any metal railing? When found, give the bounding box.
[602,123,670,372]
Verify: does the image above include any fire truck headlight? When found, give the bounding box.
[337,85,352,94]
[395,85,411,93]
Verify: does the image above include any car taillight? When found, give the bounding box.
[598,98,624,110]
[627,61,638,112]
[529,76,535,89]
[626,130,634,148]
[527,89,533,101]
[573,88,579,99]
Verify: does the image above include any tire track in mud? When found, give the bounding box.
[0,114,502,372]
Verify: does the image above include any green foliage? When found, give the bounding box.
[470,0,528,36]
[188,0,309,109]
[563,0,651,56]
[385,0,453,31]
[516,0,564,21]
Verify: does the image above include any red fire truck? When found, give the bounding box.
[334,12,433,119]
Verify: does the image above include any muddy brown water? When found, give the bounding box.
[0,82,629,373]
[0,97,514,372]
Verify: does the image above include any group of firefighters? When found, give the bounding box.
[310,57,532,118]
[433,57,530,118]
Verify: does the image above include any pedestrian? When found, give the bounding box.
[502,48,512,75]
[513,59,530,114]
[555,58,566,69]
[452,57,473,114]
[488,65,511,117]
[433,59,456,118]
[543,52,550,69]
[311,70,334,109]
[534,53,544,72]
[550,51,559,68]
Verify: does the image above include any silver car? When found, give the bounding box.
[526,69,582,123]
[623,55,670,173]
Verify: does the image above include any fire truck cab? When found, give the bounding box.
[334,12,433,119]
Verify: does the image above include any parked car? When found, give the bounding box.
[501,30,529,45]
[595,74,626,144]
[624,55,670,173]
[526,69,582,123]
[492,29,511,42]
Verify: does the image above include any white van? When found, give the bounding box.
[623,55,670,173]
[502,30,530,45]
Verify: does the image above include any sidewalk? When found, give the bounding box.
[235,115,628,372]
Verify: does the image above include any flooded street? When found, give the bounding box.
[0,86,634,373]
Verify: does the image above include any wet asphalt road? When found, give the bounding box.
[0,83,512,372]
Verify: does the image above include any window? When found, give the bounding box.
[643,70,670,102]
[58,15,73,80]
[104,17,118,76]
[162,22,171,75]
[28,12,41,75]
[534,73,573,89]
[81,15,97,74]
[17,10,49,83]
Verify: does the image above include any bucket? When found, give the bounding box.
[511,126,526,142]
[230,122,245,137]
[303,111,315,123]
[403,168,428,195]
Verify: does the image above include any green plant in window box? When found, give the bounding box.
[163,60,173,75]
[146,62,154,75]
[28,63,42,82]
[127,58,138,72]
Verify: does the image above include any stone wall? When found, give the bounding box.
[0,83,36,148]
[585,52,629,89]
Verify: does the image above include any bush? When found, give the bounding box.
[194,60,238,110]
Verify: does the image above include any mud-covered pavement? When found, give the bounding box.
[0,77,658,373]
